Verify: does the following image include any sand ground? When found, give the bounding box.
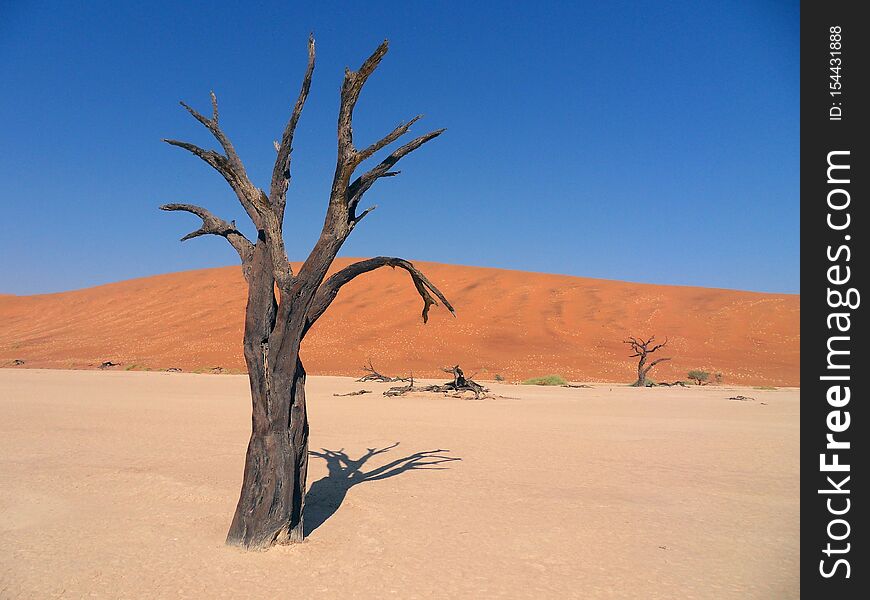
[0,369,799,599]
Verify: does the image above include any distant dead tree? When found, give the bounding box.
[160,37,453,550]
[623,336,671,387]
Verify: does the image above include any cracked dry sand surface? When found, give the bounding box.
[0,369,799,599]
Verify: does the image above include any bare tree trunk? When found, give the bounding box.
[225,353,308,549]
[633,355,648,387]
[227,295,308,549]
[225,239,313,548]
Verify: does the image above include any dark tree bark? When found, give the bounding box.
[623,336,671,387]
[160,36,452,550]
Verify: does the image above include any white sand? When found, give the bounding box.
[0,369,799,598]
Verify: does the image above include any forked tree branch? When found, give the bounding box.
[257,198,294,289]
[163,94,264,228]
[347,128,445,220]
[335,41,390,170]
[160,203,254,263]
[354,115,421,165]
[327,40,444,223]
[297,40,445,298]
[165,67,321,288]
[305,257,455,332]
[179,94,236,160]
[270,34,316,221]
[164,39,446,308]
[623,336,668,356]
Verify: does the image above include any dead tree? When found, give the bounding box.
[623,336,670,387]
[160,37,453,550]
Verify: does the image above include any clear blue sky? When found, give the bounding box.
[0,0,799,294]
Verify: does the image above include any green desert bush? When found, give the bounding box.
[522,374,568,386]
[687,370,709,385]
[494,374,505,382]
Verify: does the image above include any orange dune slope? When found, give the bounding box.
[0,259,799,386]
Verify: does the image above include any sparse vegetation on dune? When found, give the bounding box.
[522,375,568,386]
[687,370,709,385]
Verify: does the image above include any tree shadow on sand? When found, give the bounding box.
[304,442,460,537]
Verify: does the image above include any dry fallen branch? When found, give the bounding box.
[356,360,408,383]
[433,365,488,398]
[385,366,490,399]
[333,390,372,397]
[384,375,417,397]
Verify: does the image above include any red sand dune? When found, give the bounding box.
[0,259,799,386]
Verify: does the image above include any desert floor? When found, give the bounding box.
[0,369,799,599]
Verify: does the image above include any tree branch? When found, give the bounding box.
[160,203,253,263]
[648,338,669,353]
[328,39,392,208]
[355,115,422,165]
[294,39,445,309]
[178,94,249,186]
[305,257,455,332]
[270,34,316,220]
[643,357,672,375]
[165,92,264,228]
[167,92,297,285]
[648,357,672,368]
[162,138,262,228]
[623,338,644,356]
[347,128,445,218]
[336,40,389,166]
